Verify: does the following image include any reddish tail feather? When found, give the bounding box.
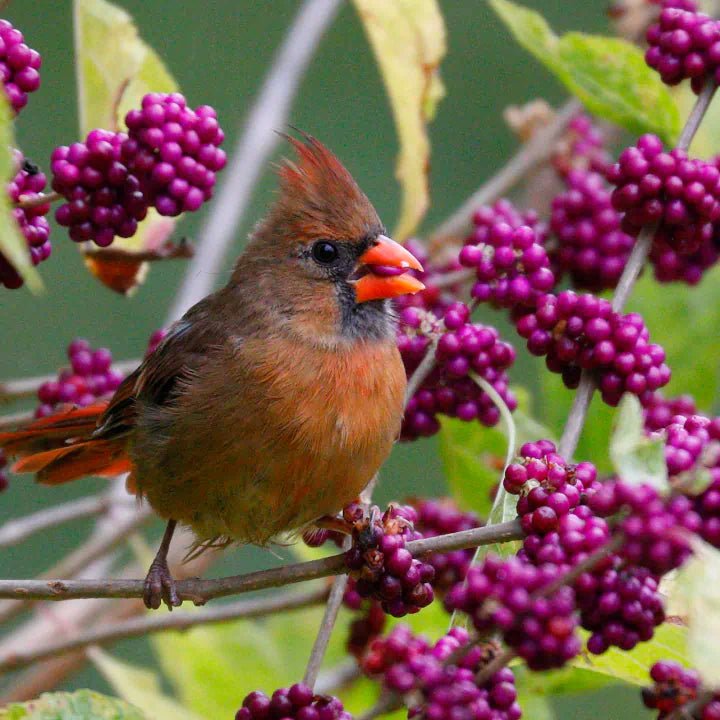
[0,402,131,485]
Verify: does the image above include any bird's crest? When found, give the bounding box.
[270,132,382,242]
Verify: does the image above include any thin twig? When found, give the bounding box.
[302,561,350,689]
[428,99,580,245]
[405,336,440,405]
[83,240,194,264]
[0,495,109,548]
[0,586,327,675]
[0,359,139,405]
[357,693,403,720]
[167,0,343,321]
[0,519,523,603]
[315,660,361,695]
[556,84,716,461]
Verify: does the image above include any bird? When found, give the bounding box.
[0,134,425,609]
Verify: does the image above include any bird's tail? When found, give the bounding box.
[0,403,131,485]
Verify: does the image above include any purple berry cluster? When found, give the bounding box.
[2,153,51,289]
[589,480,700,575]
[345,593,386,658]
[644,392,698,431]
[35,338,124,418]
[641,660,718,719]
[344,504,435,617]
[656,413,713,477]
[0,19,41,113]
[412,497,482,593]
[235,685,351,720]
[122,93,226,217]
[52,129,148,247]
[458,220,555,309]
[514,290,670,406]
[445,554,582,670]
[399,302,517,439]
[362,626,522,720]
[51,93,225,247]
[578,562,665,655]
[552,114,612,178]
[608,134,720,255]
[549,169,634,291]
[645,6,720,92]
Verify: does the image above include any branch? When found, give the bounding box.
[0,519,523,603]
[166,0,343,322]
[15,191,61,210]
[0,495,109,548]
[557,82,717,460]
[0,359,139,405]
[428,99,580,246]
[0,586,327,675]
[83,239,194,264]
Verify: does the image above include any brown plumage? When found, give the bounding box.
[0,135,424,607]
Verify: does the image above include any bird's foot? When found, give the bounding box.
[143,557,181,610]
[315,514,354,535]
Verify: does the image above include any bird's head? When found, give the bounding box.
[237,134,424,346]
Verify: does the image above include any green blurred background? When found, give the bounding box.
[0,1,655,716]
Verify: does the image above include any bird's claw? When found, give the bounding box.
[143,558,181,610]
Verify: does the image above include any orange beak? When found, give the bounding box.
[353,235,425,303]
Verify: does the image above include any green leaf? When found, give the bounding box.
[0,93,41,292]
[610,394,668,492]
[89,649,203,720]
[627,265,720,412]
[571,623,689,686]
[488,0,681,143]
[676,540,720,688]
[0,690,147,720]
[557,33,680,143]
[74,0,180,295]
[438,416,505,518]
[488,0,561,71]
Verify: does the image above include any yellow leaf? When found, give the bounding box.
[73,0,181,294]
[354,0,446,240]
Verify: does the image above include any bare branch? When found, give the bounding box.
[167,0,343,322]
[14,191,61,210]
[0,495,109,548]
[428,99,580,245]
[0,519,523,603]
[0,587,327,675]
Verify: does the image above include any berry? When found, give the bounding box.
[549,169,634,291]
[399,302,517,439]
[362,626,522,720]
[346,597,386,658]
[649,231,718,284]
[344,504,435,617]
[52,129,149,247]
[657,413,712,477]
[122,92,226,217]
[412,497,482,593]
[459,221,555,309]
[145,327,168,356]
[2,153,51,289]
[514,291,670,406]
[607,134,720,255]
[235,685,351,720]
[35,339,124,417]
[645,8,720,92]
[0,20,41,113]
[445,554,582,670]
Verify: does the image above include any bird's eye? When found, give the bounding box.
[311,241,339,265]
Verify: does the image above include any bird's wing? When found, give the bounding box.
[95,298,228,439]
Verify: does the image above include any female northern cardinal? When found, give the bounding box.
[0,135,424,608]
